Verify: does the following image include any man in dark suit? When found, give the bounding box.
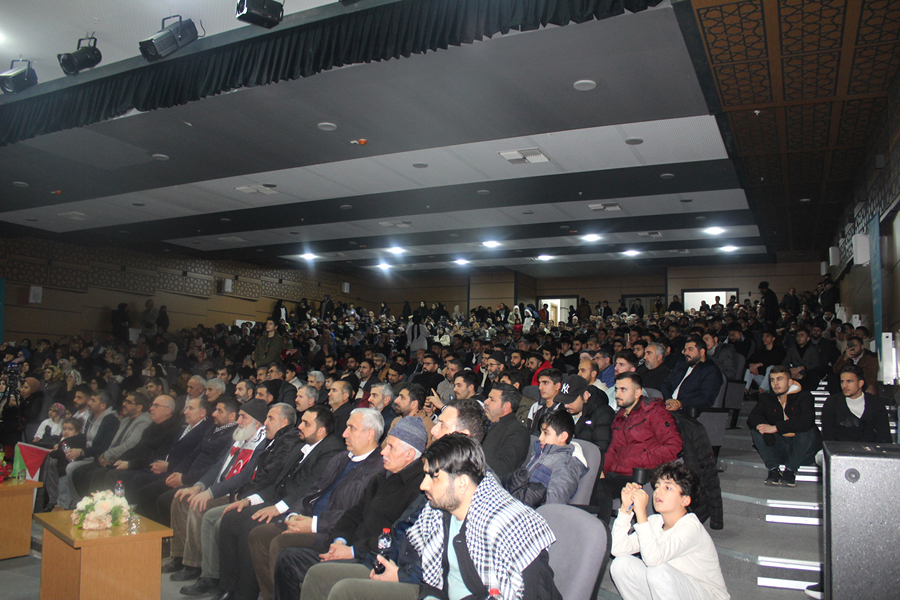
[659,335,724,413]
[213,405,346,600]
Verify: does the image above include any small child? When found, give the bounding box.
[33,403,67,446]
[610,462,730,600]
[48,417,86,510]
[506,410,588,507]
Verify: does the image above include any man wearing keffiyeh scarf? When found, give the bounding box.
[408,434,561,600]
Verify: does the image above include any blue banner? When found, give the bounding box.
[869,214,882,362]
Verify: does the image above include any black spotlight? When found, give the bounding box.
[236,0,284,28]
[139,15,199,62]
[0,60,38,94]
[58,37,102,76]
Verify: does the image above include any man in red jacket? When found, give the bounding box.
[592,373,682,517]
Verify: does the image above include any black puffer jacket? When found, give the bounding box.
[671,411,724,530]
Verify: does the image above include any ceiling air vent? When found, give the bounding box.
[218,236,247,243]
[638,231,663,238]
[57,211,87,220]
[588,202,621,211]
[668,249,690,254]
[235,184,279,195]
[499,148,549,164]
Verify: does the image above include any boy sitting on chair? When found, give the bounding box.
[610,462,729,600]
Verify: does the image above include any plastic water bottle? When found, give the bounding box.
[372,528,391,574]
[60,440,69,455]
[114,480,125,497]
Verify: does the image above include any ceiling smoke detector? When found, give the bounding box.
[499,148,550,164]
[588,202,621,212]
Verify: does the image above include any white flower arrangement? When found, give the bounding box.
[71,490,131,530]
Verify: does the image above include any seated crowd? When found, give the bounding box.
[0,277,890,600]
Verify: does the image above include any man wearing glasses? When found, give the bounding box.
[411,352,443,392]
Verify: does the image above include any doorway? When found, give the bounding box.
[537,297,579,324]
[681,289,739,312]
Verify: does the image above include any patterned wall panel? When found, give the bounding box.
[729,109,779,154]
[52,242,90,265]
[779,0,846,56]
[48,266,89,291]
[157,271,184,294]
[0,237,6,260]
[697,1,767,64]
[714,62,773,106]
[785,103,832,150]
[782,52,841,100]
[184,277,214,297]
[855,0,900,45]
[10,238,52,260]
[90,266,124,289]
[185,258,214,276]
[260,279,279,298]
[743,154,784,186]
[125,250,160,272]
[837,97,889,146]
[231,280,260,299]
[848,44,900,94]
[7,260,49,285]
[830,147,866,180]
[787,152,827,182]
[123,271,157,294]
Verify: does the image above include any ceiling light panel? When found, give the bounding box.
[164,189,751,248]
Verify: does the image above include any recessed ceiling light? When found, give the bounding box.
[132,202,145,207]
[220,217,231,222]
[573,79,596,91]
[261,183,277,188]
[721,246,738,252]
[537,255,553,261]
[660,173,675,179]
[454,259,469,265]
[483,241,501,248]
[256,249,264,252]
[299,253,317,260]
[799,198,811,203]
[624,137,643,145]
[377,263,390,270]
[387,247,405,254]
[340,204,352,210]
[25,218,38,222]
[317,122,337,131]
[704,227,725,235]
[695,216,707,221]
[412,163,428,169]
[680,198,693,203]
[623,250,640,256]
[449,233,459,238]
[151,153,169,161]
[522,210,534,215]
[559,225,569,230]
[582,234,602,242]
[12,181,29,188]
[476,189,490,195]
[348,241,357,246]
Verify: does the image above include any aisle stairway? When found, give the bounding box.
[597,380,898,600]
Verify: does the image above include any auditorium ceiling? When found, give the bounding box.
[0,0,898,278]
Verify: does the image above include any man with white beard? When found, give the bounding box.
[164,398,269,588]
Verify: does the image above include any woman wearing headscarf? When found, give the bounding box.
[19,376,46,442]
[401,300,412,320]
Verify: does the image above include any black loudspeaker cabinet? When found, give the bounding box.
[823,442,900,600]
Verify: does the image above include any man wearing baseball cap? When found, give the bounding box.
[557,374,615,453]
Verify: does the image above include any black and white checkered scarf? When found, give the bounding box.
[408,473,556,600]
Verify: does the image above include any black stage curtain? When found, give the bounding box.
[0,0,662,147]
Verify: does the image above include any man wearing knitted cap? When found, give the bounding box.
[268,415,427,600]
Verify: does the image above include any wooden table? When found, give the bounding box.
[0,479,43,560]
[34,509,172,600]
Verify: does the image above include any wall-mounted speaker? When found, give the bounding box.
[28,286,42,304]
[828,246,841,267]
[342,282,350,294]
[851,233,870,265]
[224,279,234,293]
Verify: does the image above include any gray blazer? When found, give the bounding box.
[103,412,152,462]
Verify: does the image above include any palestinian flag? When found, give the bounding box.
[13,442,50,480]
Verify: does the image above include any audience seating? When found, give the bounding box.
[569,441,602,506]
[537,504,611,600]
[724,353,747,429]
